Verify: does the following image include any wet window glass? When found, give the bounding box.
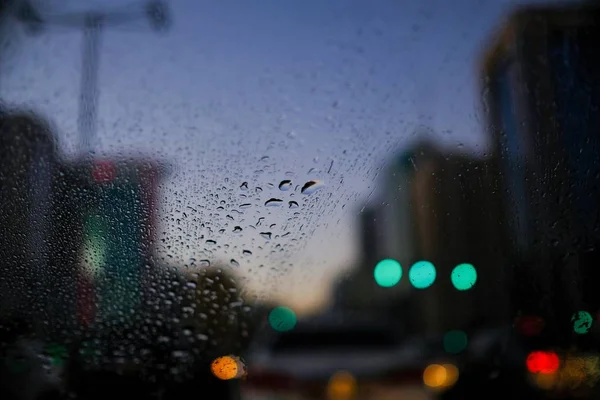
[2,1,600,400]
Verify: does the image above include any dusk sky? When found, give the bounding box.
[0,0,558,314]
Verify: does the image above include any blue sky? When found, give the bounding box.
[0,0,551,313]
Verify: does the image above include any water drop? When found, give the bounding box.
[199,260,211,267]
[255,187,263,193]
[186,281,197,289]
[289,201,299,209]
[240,182,248,190]
[243,250,252,256]
[260,232,272,240]
[278,180,292,191]
[206,239,216,245]
[240,203,252,209]
[301,180,325,195]
[230,259,240,267]
[233,226,243,233]
[265,198,283,207]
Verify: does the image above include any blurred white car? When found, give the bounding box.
[242,315,435,400]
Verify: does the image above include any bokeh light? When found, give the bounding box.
[526,351,560,374]
[423,364,447,388]
[443,330,468,354]
[514,315,545,336]
[450,263,477,291]
[327,371,357,400]
[442,364,459,387]
[423,364,458,390]
[211,355,246,380]
[373,259,402,287]
[46,344,67,366]
[269,306,297,332]
[572,311,593,334]
[409,261,436,289]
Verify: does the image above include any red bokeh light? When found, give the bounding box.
[92,161,117,183]
[515,315,545,336]
[526,351,560,374]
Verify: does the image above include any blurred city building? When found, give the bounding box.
[481,1,600,344]
[48,157,168,331]
[406,143,508,334]
[333,205,395,312]
[0,110,58,324]
[335,136,509,335]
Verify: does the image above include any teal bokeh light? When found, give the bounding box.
[451,263,477,291]
[374,259,402,287]
[269,306,297,332]
[572,311,593,334]
[444,330,468,354]
[409,261,436,289]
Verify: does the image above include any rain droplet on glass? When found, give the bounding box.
[301,180,325,195]
[278,180,292,191]
[265,198,283,207]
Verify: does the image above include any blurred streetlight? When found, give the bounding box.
[13,0,171,157]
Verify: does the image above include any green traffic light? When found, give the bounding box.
[572,311,592,334]
[451,263,477,291]
[409,260,436,289]
[374,259,402,287]
[269,306,297,332]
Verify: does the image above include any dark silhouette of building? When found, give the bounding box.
[0,110,58,324]
[359,205,383,269]
[333,138,509,334]
[481,1,600,344]
[401,142,508,334]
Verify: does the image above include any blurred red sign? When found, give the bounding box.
[92,161,116,183]
[77,275,96,327]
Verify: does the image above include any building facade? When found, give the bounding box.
[480,2,600,341]
[0,111,58,323]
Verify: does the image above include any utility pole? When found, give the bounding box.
[11,1,171,333]
[15,0,171,157]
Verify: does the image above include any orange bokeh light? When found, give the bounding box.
[211,355,245,380]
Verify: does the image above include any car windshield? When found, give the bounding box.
[2,1,600,399]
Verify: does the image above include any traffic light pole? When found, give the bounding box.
[78,15,103,157]
[14,1,171,158]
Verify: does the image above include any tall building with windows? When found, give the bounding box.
[480,2,600,338]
